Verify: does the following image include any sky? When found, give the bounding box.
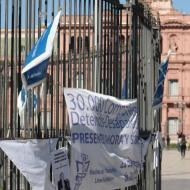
[173,0,190,13]
[1,0,190,29]
[119,0,190,13]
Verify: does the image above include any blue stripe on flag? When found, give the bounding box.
[24,24,52,67]
[23,58,49,87]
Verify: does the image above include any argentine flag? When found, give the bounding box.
[153,50,172,108]
[18,11,61,120]
[21,11,61,90]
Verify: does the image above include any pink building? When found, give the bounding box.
[148,0,190,143]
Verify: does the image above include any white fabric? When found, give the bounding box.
[17,89,27,127]
[0,139,58,190]
[17,89,27,116]
[153,132,162,169]
[64,88,149,190]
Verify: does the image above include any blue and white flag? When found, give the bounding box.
[22,11,61,90]
[153,50,172,108]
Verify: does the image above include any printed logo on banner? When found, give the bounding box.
[74,154,90,190]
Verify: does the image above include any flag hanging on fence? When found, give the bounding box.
[152,50,172,108]
[21,11,61,90]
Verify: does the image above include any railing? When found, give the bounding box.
[0,0,161,190]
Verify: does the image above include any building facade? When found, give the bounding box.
[148,0,190,143]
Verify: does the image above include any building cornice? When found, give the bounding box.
[161,25,190,30]
[161,19,190,29]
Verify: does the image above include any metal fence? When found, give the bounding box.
[121,1,161,190]
[0,0,161,189]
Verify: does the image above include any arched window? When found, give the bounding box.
[77,36,82,53]
[85,36,90,52]
[120,35,125,48]
[169,34,178,52]
[46,73,53,94]
[69,36,75,52]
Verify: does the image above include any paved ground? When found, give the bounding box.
[162,149,190,190]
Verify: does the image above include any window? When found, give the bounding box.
[69,36,74,52]
[85,36,90,52]
[168,118,179,135]
[169,34,178,52]
[168,80,178,96]
[120,35,125,48]
[77,36,82,53]
[46,74,53,94]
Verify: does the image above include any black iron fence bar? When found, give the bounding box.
[3,0,9,189]
[68,0,72,88]
[84,0,86,88]
[109,3,113,96]
[116,3,120,96]
[62,0,67,137]
[119,7,122,99]
[78,0,82,88]
[102,1,106,94]
[113,5,117,97]
[10,0,15,140]
[92,0,95,91]
[55,0,61,137]
[87,0,91,90]
[10,0,15,188]
[17,0,22,187]
[14,1,19,188]
[50,0,54,138]
[42,0,48,138]
[25,0,28,56]
[30,0,35,139]
[126,8,129,99]
[132,4,138,99]
[73,0,77,88]
[4,0,8,141]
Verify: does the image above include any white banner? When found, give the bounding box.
[52,148,71,190]
[64,88,149,190]
[0,139,58,190]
